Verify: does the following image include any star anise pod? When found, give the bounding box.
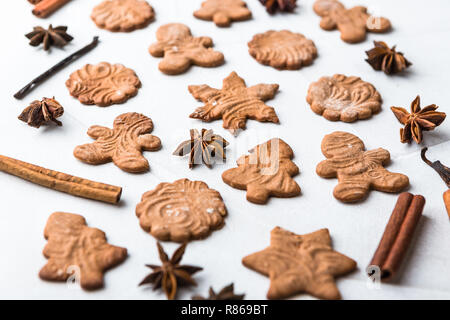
[18,97,64,128]
[192,283,245,300]
[25,25,73,51]
[259,0,297,14]
[391,96,446,144]
[365,41,411,75]
[173,129,229,169]
[139,242,203,300]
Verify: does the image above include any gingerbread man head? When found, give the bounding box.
[316,131,409,203]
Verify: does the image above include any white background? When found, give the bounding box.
[1,0,450,300]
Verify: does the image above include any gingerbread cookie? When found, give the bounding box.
[194,0,252,27]
[313,0,391,43]
[66,62,141,107]
[306,74,382,122]
[148,23,224,75]
[316,131,409,203]
[222,138,300,204]
[39,212,127,290]
[74,112,161,173]
[248,30,317,70]
[189,72,279,135]
[91,0,155,32]
[242,227,356,300]
[136,179,227,242]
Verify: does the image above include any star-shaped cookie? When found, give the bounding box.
[242,227,356,300]
[189,71,280,135]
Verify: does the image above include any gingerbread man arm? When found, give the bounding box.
[316,159,338,178]
[87,125,113,139]
[364,149,409,193]
[148,41,166,57]
[137,134,162,151]
[247,84,280,101]
[363,148,391,165]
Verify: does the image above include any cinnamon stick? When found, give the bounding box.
[32,0,70,18]
[368,192,425,281]
[0,155,122,204]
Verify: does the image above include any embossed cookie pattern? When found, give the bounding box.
[306,74,382,122]
[66,62,141,107]
[222,138,301,204]
[316,131,409,203]
[39,212,127,290]
[242,227,357,300]
[148,23,224,75]
[194,0,252,27]
[74,112,161,173]
[136,179,227,242]
[91,0,155,32]
[189,71,279,134]
[314,0,391,43]
[248,30,317,70]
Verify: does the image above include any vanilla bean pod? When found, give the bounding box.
[14,36,99,100]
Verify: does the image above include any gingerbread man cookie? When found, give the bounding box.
[313,0,391,43]
[194,0,252,27]
[136,179,227,242]
[66,62,141,107]
[148,23,224,75]
[248,30,317,70]
[74,112,161,173]
[39,212,127,290]
[306,74,382,122]
[222,138,301,204]
[316,131,409,203]
[91,0,155,32]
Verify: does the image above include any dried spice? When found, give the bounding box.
[368,192,425,281]
[173,129,228,169]
[391,96,446,144]
[365,41,411,75]
[26,25,73,51]
[14,37,99,100]
[259,0,297,14]
[31,0,71,18]
[139,242,202,300]
[18,97,64,128]
[0,154,122,204]
[421,148,450,188]
[421,148,450,217]
[192,283,245,300]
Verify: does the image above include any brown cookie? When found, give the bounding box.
[316,131,409,203]
[242,227,356,300]
[135,179,227,242]
[306,74,382,122]
[194,0,252,27]
[189,71,279,135]
[222,138,300,204]
[148,23,224,75]
[314,0,391,43]
[39,212,127,290]
[91,0,155,32]
[74,112,161,173]
[248,30,317,70]
[66,62,141,107]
